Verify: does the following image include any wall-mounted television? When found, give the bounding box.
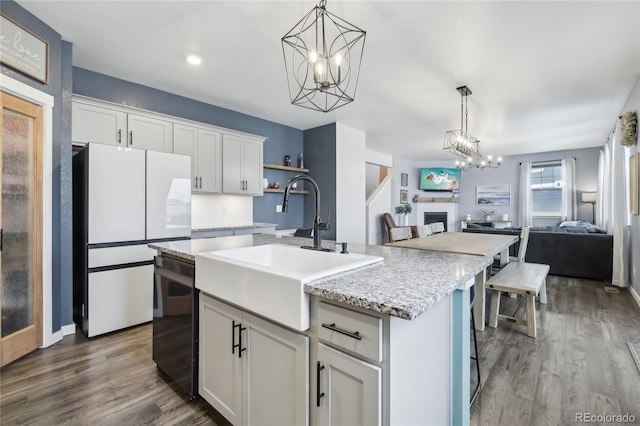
[419,167,461,191]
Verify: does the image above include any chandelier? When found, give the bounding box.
[443,85,501,171]
[281,0,366,112]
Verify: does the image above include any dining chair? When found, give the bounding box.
[389,227,412,242]
[416,224,433,237]
[383,212,414,242]
[431,222,445,233]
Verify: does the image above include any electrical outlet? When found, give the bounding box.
[221,205,228,214]
[276,204,282,213]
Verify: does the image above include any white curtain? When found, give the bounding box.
[519,162,533,227]
[561,157,577,220]
[598,121,629,287]
[597,144,611,229]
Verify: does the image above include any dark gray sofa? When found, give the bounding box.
[463,224,613,282]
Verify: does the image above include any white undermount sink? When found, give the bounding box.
[195,244,384,331]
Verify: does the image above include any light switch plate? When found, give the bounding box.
[276,204,282,212]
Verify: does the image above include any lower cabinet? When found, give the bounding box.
[316,343,382,426]
[199,294,309,426]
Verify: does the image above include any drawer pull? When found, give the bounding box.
[321,322,362,340]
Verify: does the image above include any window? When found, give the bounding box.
[531,162,563,216]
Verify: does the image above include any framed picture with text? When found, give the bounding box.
[0,14,50,84]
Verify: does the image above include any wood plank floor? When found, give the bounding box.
[0,323,231,426]
[471,275,640,426]
[1,275,639,425]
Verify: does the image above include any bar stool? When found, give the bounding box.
[470,283,481,406]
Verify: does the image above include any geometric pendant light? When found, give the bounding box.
[282,0,366,112]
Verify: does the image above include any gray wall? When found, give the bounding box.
[621,76,640,291]
[393,147,601,228]
[72,68,306,230]
[303,124,337,241]
[1,1,73,332]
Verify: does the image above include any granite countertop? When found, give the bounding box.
[192,222,277,233]
[149,234,491,320]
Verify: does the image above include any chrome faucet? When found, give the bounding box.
[282,175,331,251]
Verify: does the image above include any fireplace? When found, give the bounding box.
[424,212,448,232]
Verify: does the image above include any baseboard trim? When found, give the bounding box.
[42,329,62,348]
[62,323,76,336]
[629,286,640,311]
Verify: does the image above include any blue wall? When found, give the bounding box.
[1,1,73,332]
[303,124,337,240]
[72,68,306,230]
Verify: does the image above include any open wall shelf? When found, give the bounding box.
[264,163,309,173]
[263,188,309,195]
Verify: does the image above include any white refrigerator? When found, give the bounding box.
[73,143,191,337]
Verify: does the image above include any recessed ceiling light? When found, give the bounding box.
[186,54,202,66]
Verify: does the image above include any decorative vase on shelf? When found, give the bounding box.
[263,178,269,189]
[403,215,409,226]
[484,215,492,221]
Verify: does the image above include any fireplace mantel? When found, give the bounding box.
[413,196,459,203]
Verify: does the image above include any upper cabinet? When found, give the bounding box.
[174,124,222,193]
[127,113,173,152]
[72,96,266,195]
[222,134,264,196]
[72,100,173,152]
[72,102,127,146]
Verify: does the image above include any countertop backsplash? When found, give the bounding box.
[191,193,253,229]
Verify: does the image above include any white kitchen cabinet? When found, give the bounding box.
[174,124,222,193]
[127,113,173,152]
[311,297,452,425]
[199,294,309,426]
[72,100,173,152]
[72,101,127,146]
[199,295,243,424]
[317,343,382,426]
[222,134,263,195]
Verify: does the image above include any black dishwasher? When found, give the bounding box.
[153,254,198,399]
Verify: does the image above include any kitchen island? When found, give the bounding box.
[150,234,491,426]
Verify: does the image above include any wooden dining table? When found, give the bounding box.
[388,232,519,331]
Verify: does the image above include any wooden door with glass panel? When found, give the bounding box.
[0,91,43,367]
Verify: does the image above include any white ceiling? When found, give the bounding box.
[15,0,640,161]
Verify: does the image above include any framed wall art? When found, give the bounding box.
[400,173,408,187]
[0,14,50,84]
[476,184,511,205]
[400,189,409,204]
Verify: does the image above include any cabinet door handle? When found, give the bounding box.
[117,129,122,144]
[0,228,3,251]
[194,177,198,188]
[129,131,133,145]
[316,361,325,407]
[238,324,247,358]
[199,176,202,189]
[321,322,362,340]
[232,320,246,358]
[232,320,240,354]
